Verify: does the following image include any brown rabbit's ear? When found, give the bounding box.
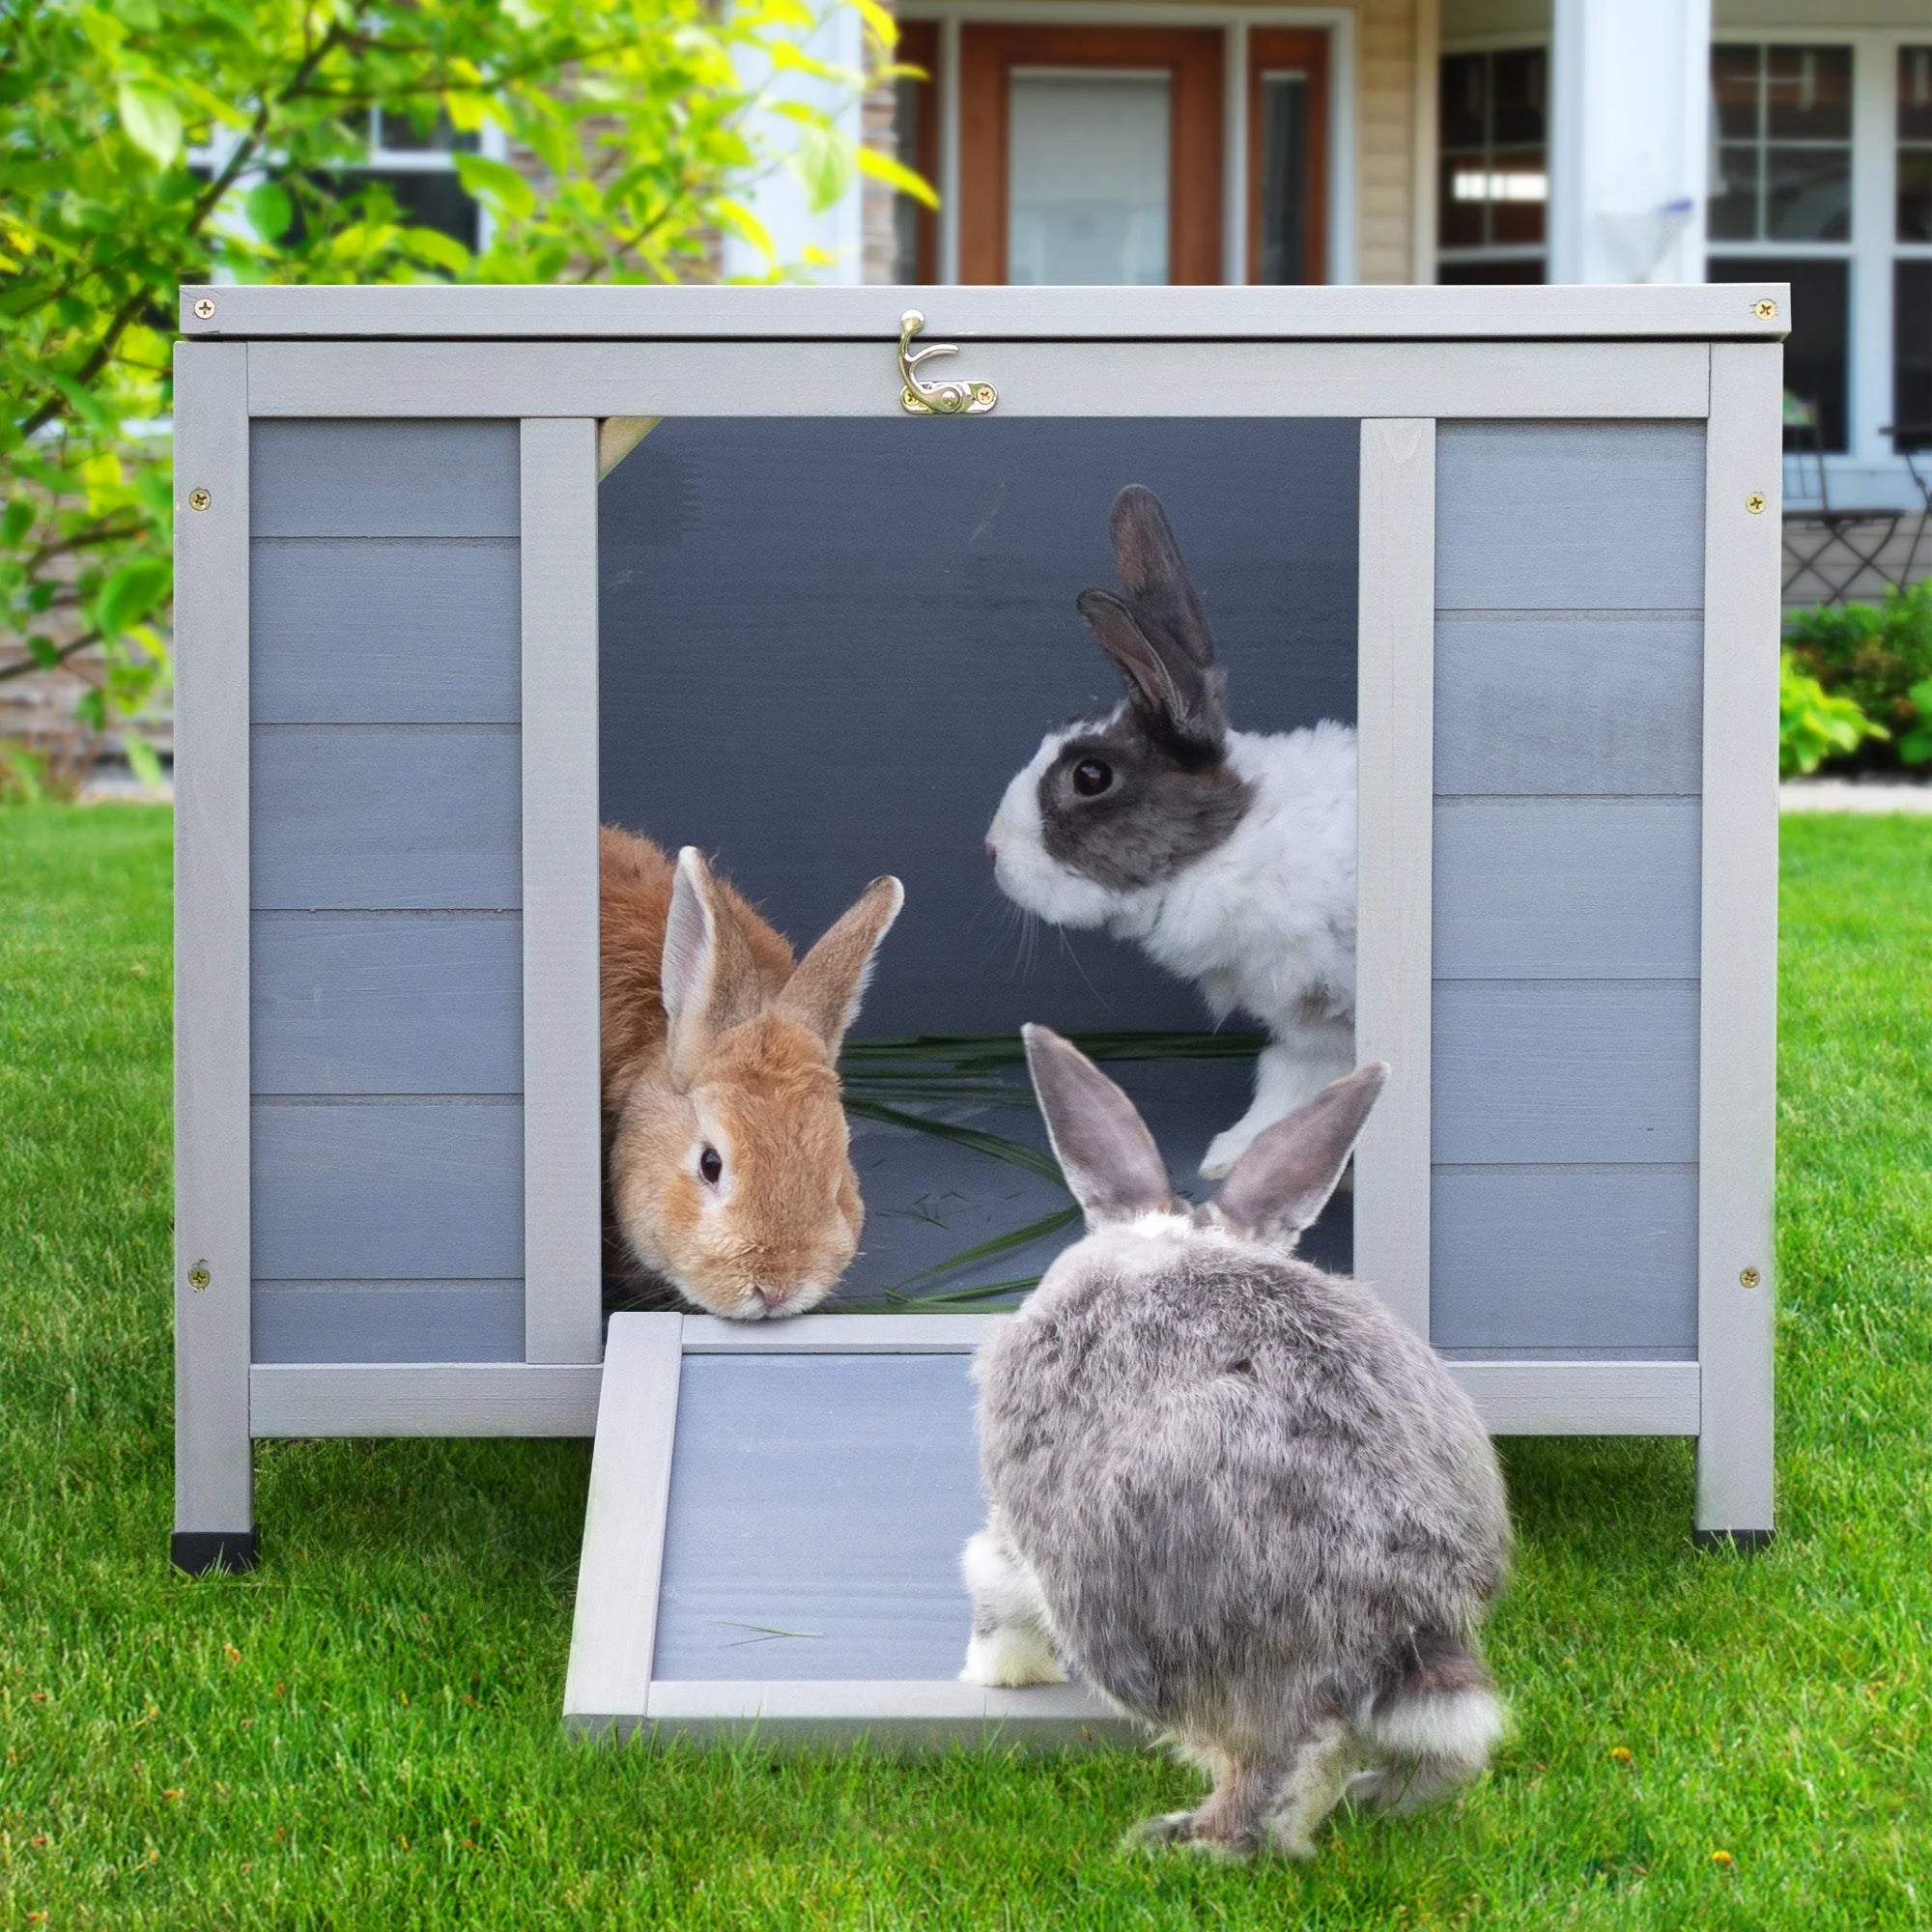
[662,847,766,1080]
[1023,1024,1173,1227]
[1213,1064,1389,1245]
[775,875,905,1056]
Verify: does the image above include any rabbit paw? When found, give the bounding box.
[960,1626,1066,1689]
[1122,1812,1254,1861]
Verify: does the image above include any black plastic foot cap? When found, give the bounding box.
[1692,1527,1775,1553]
[172,1530,259,1575]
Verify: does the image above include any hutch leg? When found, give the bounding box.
[172,339,257,1574]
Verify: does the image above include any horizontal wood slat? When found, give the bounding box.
[1433,799,1701,980]
[251,912,522,1095]
[251,1100,524,1280]
[251,420,519,538]
[250,725,522,910]
[252,1283,525,1363]
[251,539,520,724]
[1432,980,1699,1166]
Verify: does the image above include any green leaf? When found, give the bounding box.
[244,180,294,242]
[0,500,32,547]
[855,145,939,210]
[790,124,853,216]
[402,225,471,274]
[452,153,536,221]
[48,375,115,434]
[117,80,184,166]
[124,735,164,789]
[95,558,168,640]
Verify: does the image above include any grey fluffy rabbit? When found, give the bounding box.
[961,1028,1513,1858]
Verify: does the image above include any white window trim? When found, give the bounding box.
[895,2,1357,285]
[1715,26,1932,484]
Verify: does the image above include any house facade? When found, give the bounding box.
[729,0,1931,554]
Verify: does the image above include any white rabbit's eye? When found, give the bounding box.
[1072,758,1113,797]
[698,1146,724,1185]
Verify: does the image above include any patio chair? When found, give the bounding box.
[1877,420,1932,587]
[1781,394,1904,605]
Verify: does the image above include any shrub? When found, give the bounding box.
[1780,649,1889,779]
[1783,581,1932,768]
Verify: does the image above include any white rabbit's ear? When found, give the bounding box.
[1023,1025,1173,1227]
[1214,1063,1389,1244]
[662,847,764,1080]
[777,874,905,1056]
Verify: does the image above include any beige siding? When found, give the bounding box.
[862,1,1431,286]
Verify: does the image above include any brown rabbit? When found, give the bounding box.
[600,826,903,1321]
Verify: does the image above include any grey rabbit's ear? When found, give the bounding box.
[1213,1064,1390,1246]
[1076,487,1228,759]
[1108,485,1215,670]
[1023,1025,1173,1227]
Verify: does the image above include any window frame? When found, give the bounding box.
[1713,27,1932,479]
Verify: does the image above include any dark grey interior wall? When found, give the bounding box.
[600,419,1358,1037]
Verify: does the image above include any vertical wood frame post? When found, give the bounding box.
[520,419,604,1366]
[1353,418,1436,1339]
[1694,343,1780,1544]
[172,342,256,1573]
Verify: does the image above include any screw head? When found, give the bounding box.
[193,297,215,320]
[187,1263,212,1291]
[187,488,211,512]
[1739,1266,1761,1290]
[1752,298,1777,321]
[1746,493,1767,515]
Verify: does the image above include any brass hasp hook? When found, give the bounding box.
[898,311,998,416]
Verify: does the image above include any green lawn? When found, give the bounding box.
[2,805,1927,1929]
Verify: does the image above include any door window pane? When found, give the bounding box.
[1898,264,1932,450]
[893,72,925,280]
[1257,73,1309,284]
[1008,71,1171,285]
[1902,49,1932,242]
[1710,144,1761,242]
[1435,45,1547,273]
[1765,146,1851,242]
[1764,45,1851,142]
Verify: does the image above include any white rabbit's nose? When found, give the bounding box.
[985,838,999,862]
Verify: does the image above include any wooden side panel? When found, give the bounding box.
[1431,418,1706,1364]
[251,912,522,1094]
[252,1101,525,1282]
[1434,616,1704,796]
[251,420,520,538]
[250,725,522,910]
[251,538,520,724]
[247,416,527,1366]
[1432,1166,1700,1353]
[1435,423,1707,611]
[1432,980,1699,1166]
[252,1284,526,1363]
[174,341,255,1550]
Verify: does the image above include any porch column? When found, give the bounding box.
[1548,0,1712,283]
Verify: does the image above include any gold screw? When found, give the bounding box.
[193,297,215,320]
[187,488,212,512]
[1746,493,1767,515]
[187,1263,212,1291]
[1752,298,1777,320]
[1739,1266,1761,1290]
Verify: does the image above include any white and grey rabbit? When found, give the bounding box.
[985,485,1355,1178]
[961,1028,1511,1860]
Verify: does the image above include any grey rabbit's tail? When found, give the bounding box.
[1354,1628,1506,1778]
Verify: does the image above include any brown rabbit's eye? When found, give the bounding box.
[1072,758,1113,797]
[698,1146,723,1185]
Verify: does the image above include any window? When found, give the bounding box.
[1900,49,1932,449]
[891,21,940,282]
[1251,30,1329,285]
[348,108,485,251]
[1435,48,1548,286]
[1708,45,1856,451]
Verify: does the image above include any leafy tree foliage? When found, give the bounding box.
[0,0,927,791]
